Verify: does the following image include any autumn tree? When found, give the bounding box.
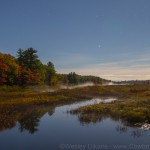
[0,53,19,85]
[0,48,106,87]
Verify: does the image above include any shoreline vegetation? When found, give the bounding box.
[69,84,150,125]
[1,48,150,132]
[0,48,108,87]
[0,84,150,132]
[0,47,110,133]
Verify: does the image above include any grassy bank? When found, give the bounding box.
[70,84,150,125]
[0,85,96,132]
[0,84,150,130]
[1,84,150,108]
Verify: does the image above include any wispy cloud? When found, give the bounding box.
[58,53,150,81]
[58,65,150,81]
[56,49,150,81]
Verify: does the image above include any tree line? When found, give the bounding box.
[58,72,108,85]
[0,48,108,86]
[0,48,56,86]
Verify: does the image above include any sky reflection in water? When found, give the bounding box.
[0,98,150,150]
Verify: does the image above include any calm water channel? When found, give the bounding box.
[0,98,150,150]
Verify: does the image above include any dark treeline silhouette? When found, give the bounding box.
[113,80,150,85]
[58,72,109,85]
[0,48,109,86]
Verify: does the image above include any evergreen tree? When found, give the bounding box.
[45,62,57,86]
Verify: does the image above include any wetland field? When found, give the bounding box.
[0,84,150,150]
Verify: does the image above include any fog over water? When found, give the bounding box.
[33,82,95,92]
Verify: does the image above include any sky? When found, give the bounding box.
[0,0,150,81]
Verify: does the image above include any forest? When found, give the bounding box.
[0,47,108,86]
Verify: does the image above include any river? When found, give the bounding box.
[0,97,150,150]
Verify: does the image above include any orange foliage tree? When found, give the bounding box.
[0,53,19,85]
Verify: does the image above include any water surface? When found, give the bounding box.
[0,98,150,150]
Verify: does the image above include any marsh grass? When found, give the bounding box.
[1,84,150,127]
[69,84,150,124]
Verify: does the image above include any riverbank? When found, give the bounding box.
[0,84,150,127]
[1,84,150,107]
[70,85,150,125]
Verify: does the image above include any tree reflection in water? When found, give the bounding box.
[76,112,147,138]
[115,125,127,134]
[0,106,17,131]
[0,105,55,134]
[78,113,104,125]
[48,109,55,116]
[115,125,144,138]
[18,111,40,134]
[131,129,143,138]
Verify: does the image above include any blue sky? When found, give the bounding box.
[0,0,150,81]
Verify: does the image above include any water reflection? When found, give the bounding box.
[77,113,105,125]
[0,106,17,131]
[0,98,150,150]
[76,112,148,138]
[0,97,149,138]
[18,111,40,134]
[115,125,128,134]
[78,113,104,125]
[115,125,144,138]
[0,105,55,134]
[131,129,143,138]
[74,111,119,125]
[0,98,115,133]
